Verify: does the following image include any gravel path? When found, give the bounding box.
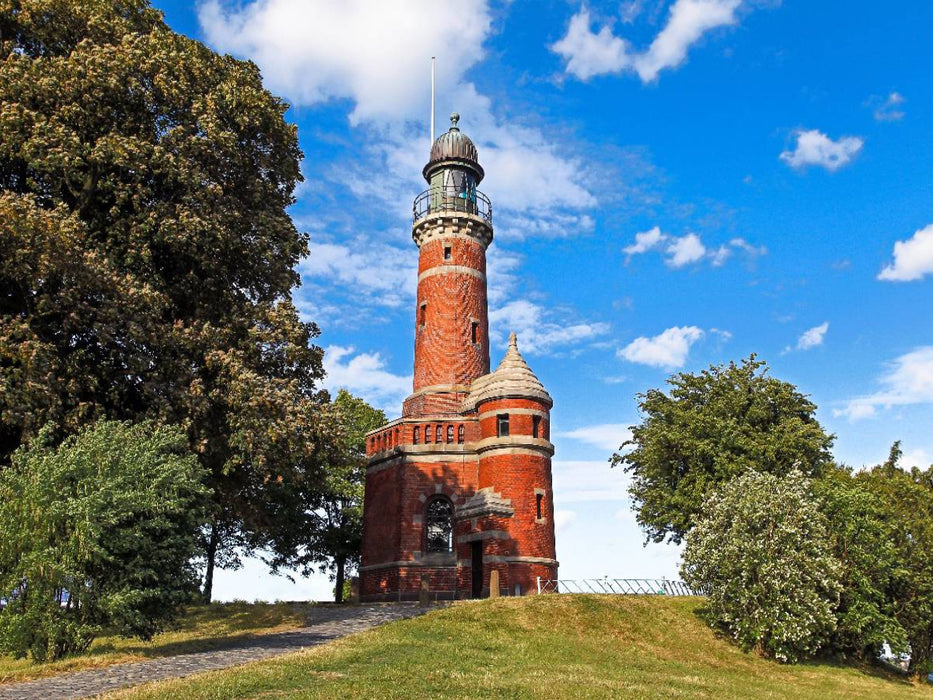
[0,603,436,700]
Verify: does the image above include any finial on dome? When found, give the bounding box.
[450,112,460,130]
[509,331,517,347]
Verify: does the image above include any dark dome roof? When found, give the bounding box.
[423,113,484,183]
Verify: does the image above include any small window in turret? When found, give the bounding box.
[413,426,420,444]
[532,415,541,438]
[444,245,451,260]
[536,493,544,520]
[419,303,426,327]
[497,414,510,437]
[471,321,479,344]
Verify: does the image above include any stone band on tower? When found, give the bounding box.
[360,113,557,600]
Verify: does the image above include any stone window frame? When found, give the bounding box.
[424,495,454,553]
[497,413,510,438]
[534,488,547,524]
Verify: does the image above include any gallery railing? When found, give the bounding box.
[536,577,698,596]
[413,186,492,226]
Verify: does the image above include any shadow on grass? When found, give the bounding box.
[690,604,918,688]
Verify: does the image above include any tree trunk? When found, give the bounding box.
[334,556,346,604]
[203,523,219,603]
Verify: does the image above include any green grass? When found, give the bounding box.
[107,595,933,699]
[0,601,315,685]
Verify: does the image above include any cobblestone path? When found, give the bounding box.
[0,603,437,700]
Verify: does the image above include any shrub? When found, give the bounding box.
[681,469,842,663]
[0,420,208,661]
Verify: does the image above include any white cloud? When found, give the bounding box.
[634,0,741,82]
[730,237,768,257]
[497,212,595,241]
[554,510,578,533]
[623,226,666,260]
[795,321,829,351]
[322,345,412,416]
[201,2,595,228]
[622,229,764,268]
[835,402,876,421]
[550,10,633,81]
[902,447,931,470]
[835,347,933,421]
[709,245,732,267]
[552,460,629,502]
[872,92,906,122]
[557,423,633,452]
[779,129,864,172]
[489,299,610,355]
[618,326,704,368]
[552,0,747,83]
[199,0,490,124]
[300,238,416,306]
[878,223,933,282]
[665,233,706,268]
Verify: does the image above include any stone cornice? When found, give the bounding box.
[412,212,493,249]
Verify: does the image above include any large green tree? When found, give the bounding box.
[815,464,908,661]
[612,356,834,544]
[0,0,329,599]
[857,444,933,674]
[0,420,207,661]
[264,390,386,603]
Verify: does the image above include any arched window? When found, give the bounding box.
[413,426,420,444]
[435,425,442,443]
[446,425,454,443]
[425,497,453,552]
[457,425,465,443]
[425,425,432,443]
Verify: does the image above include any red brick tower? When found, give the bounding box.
[360,114,557,600]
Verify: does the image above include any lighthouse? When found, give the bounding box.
[360,113,557,600]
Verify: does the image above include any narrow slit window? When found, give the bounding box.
[419,303,427,326]
[471,321,479,344]
[446,425,454,443]
[497,414,510,437]
[536,493,544,519]
[443,245,452,260]
[413,426,420,444]
[532,415,541,438]
[425,424,432,444]
[435,425,443,443]
[457,425,465,443]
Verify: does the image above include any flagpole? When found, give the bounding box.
[430,56,436,146]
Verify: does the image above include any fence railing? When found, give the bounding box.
[412,186,492,225]
[536,577,697,596]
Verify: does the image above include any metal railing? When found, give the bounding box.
[413,186,492,225]
[536,577,698,596]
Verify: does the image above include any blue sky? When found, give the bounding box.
[155,0,933,600]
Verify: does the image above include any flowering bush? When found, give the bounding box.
[681,469,842,663]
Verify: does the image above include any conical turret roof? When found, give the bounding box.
[464,332,552,410]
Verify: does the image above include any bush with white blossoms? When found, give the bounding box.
[681,469,842,663]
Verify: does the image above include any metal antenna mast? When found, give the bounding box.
[430,57,436,146]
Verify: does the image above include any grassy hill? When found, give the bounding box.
[109,595,933,699]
